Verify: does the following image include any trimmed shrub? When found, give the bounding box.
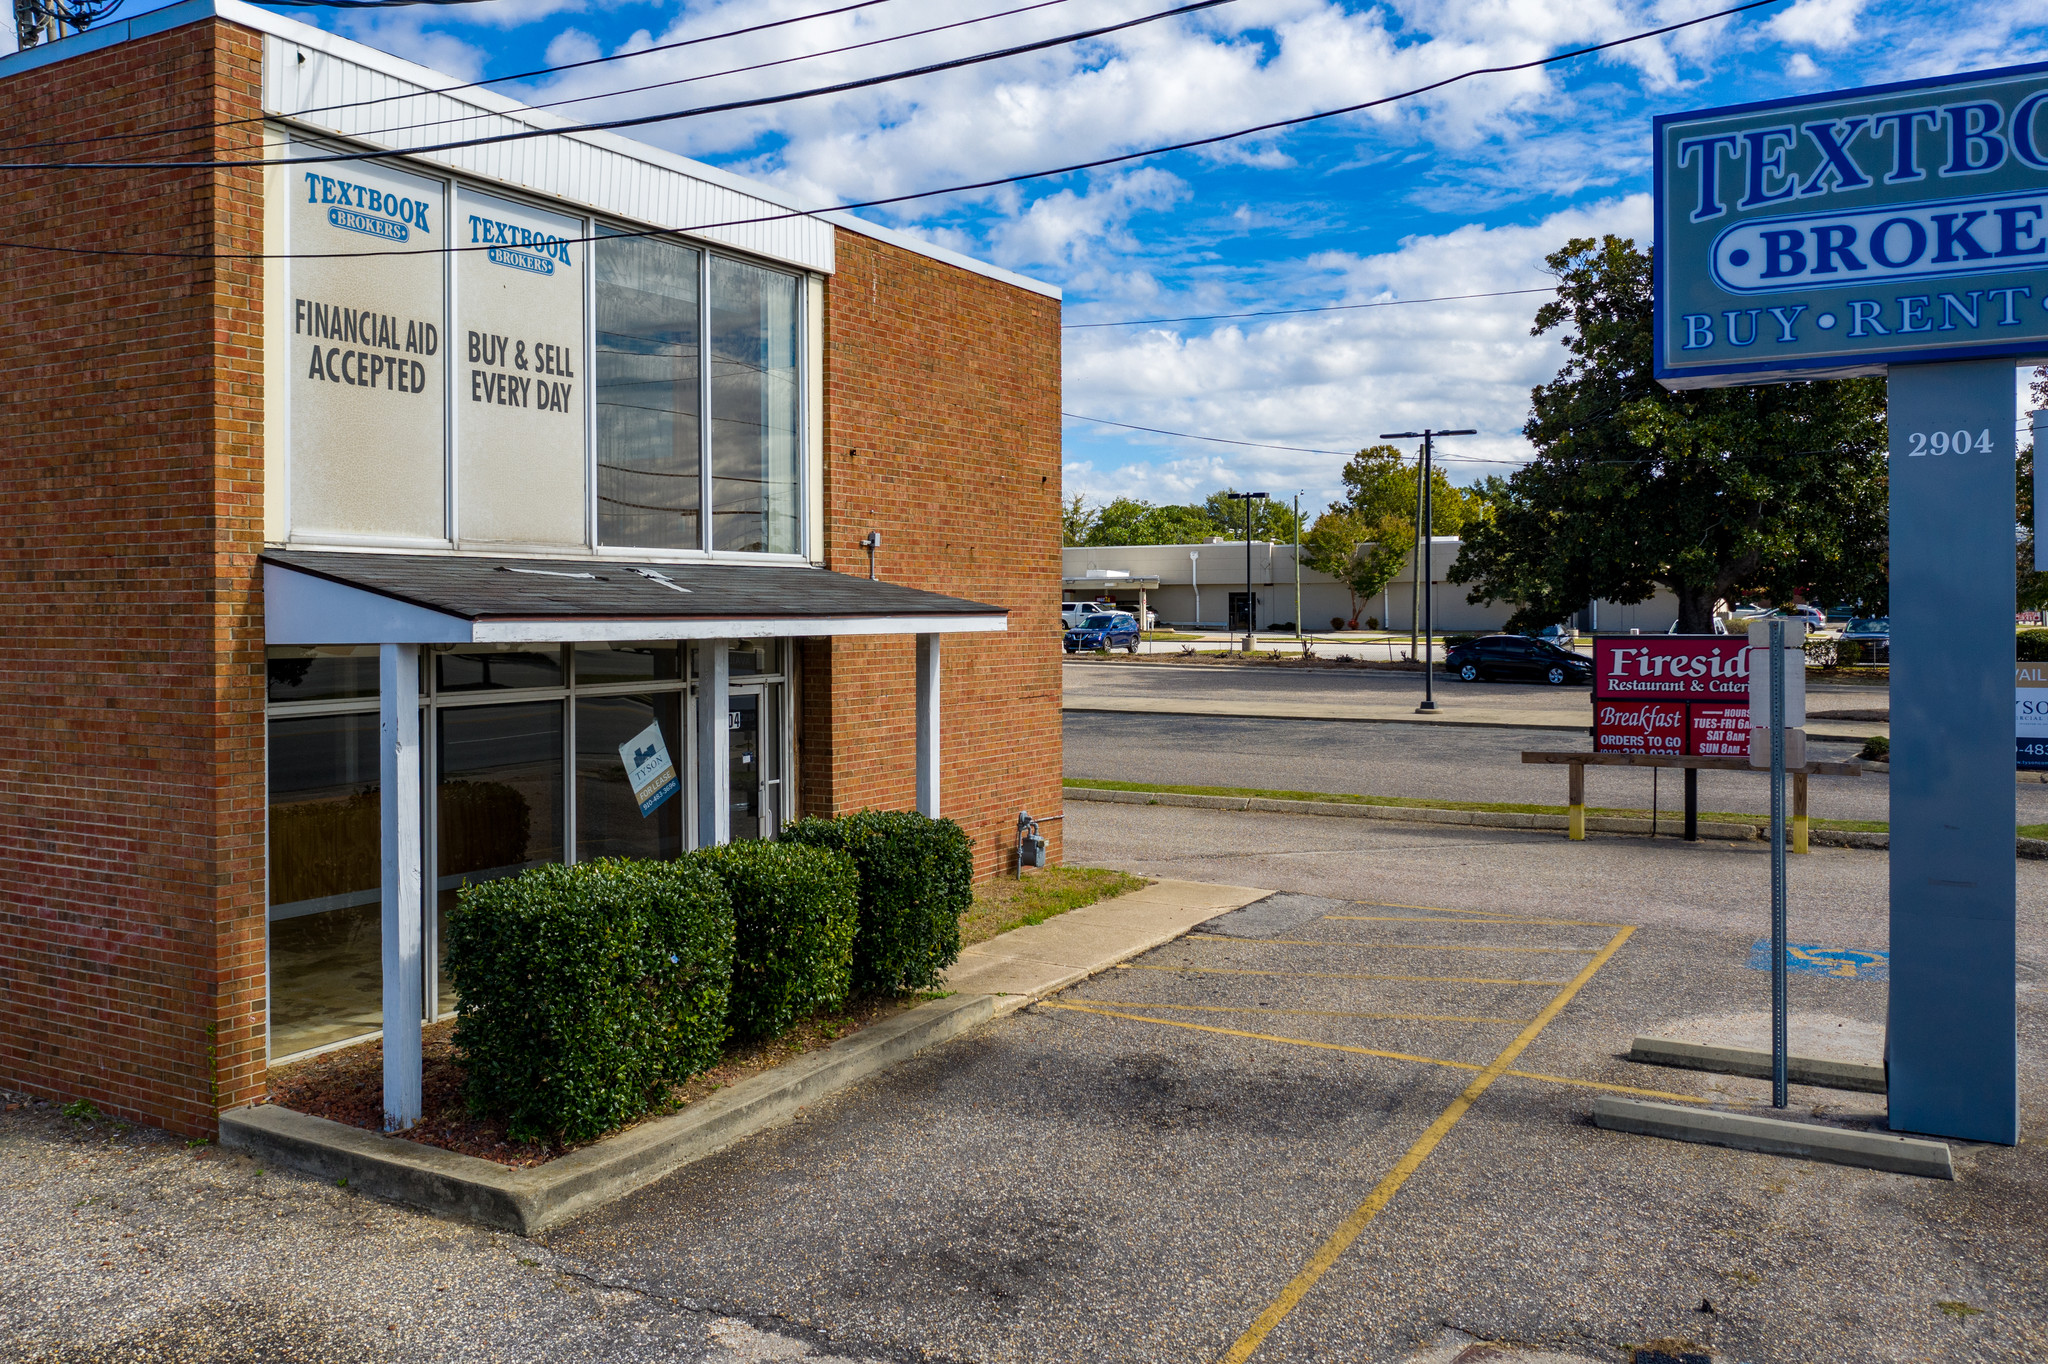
[2019,630,2048,662]
[445,859,733,1143]
[695,841,858,1039]
[782,810,974,996]
[1858,734,1890,763]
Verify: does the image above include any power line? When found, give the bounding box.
[0,0,1236,168]
[0,0,1780,260]
[0,0,1026,154]
[336,0,1085,149]
[1062,285,1558,329]
[1063,411,1529,463]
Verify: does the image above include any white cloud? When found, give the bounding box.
[1765,0,1866,52]
[1061,196,1654,507]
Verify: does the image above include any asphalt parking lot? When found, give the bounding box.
[7,803,2044,1363]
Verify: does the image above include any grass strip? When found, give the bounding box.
[961,865,1148,947]
[1063,777,1893,834]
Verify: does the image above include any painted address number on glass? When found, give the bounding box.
[1904,429,1994,457]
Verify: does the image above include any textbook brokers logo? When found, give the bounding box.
[305,172,433,243]
[470,214,573,276]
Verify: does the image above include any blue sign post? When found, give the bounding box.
[1656,64,2048,1144]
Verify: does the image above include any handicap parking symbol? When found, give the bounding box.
[1747,940,1889,981]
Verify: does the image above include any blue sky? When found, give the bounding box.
[38,0,2048,510]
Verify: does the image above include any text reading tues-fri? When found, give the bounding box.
[1677,96,2048,349]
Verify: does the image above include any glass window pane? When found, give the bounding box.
[436,644,563,693]
[575,693,684,863]
[573,640,681,686]
[437,701,566,1016]
[268,713,382,1057]
[267,646,380,704]
[596,233,702,550]
[727,640,780,676]
[710,257,799,555]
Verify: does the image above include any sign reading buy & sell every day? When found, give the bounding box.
[1655,61,2048,388]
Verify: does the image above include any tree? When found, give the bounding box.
[2020,368,2048,614]
[1081,497,1217,547]
[1201,489,1303,544]
[1449,235,1889,633]
[1337,443,1483,535]
[1301,508,1411,623]
[1062,494,1097,547]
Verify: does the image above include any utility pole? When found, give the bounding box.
[1292,491,1302,642]
[1381,428,1476,714]
[1225,491,1267,653]
[14,0,116,49]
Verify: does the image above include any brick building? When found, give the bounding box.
[0,0,1063,1137]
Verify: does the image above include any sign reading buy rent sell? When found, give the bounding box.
[1593,637,1749,756]
[1655,61,2048,389]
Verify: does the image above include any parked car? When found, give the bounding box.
[1445,634,1593,686]
[1065,612,1140,654]
[1839,616,1890,661]
[1536,623,1576,643]
[1061,600,1107,629]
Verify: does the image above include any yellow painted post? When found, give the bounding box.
[1793,770,1809,854]
[1568,762,1586,841]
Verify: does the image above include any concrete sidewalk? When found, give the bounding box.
[943,877,1271,1006]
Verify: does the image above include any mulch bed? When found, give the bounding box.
[265,994,925,1169]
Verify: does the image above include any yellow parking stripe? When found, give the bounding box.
[1040,1001,1725,1105]
[1187,934,1598,954]
[1116,963,1568,987]
[1069,1000,1533,1026]
[1215,925,1636,1364]
[1330,909,1626,928]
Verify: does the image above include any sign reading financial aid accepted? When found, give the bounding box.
[1655,61,2048,388]
[619,722,680,817]
[1593,637,1750,757]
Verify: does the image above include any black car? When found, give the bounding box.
[1444,633,1593,685]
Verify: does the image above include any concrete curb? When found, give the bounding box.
[221,993,998,1236]
[1592,1096,1954,1178]
[1064,786,2048,859]
[1062,786,1758,840]
[1627,1036,1887,1094]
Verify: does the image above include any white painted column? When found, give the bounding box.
[378,642,422,1132]
[695,640,730,847]
[915,633,940,817]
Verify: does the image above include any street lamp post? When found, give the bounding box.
[1380,428,1476,714]
[1225,491,1268,653]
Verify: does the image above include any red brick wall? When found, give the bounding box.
[0,18,267,1137]
[802,231,1064,879]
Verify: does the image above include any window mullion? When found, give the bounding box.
[700,250,714,554]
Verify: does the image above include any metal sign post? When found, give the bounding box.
[1655,64,2045,1144]
[1769,619,1789,1109]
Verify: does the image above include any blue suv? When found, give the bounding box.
[1065,612,1140,654]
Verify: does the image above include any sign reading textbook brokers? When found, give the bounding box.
[1593,637,1749,757]
[1654,61,2048,388]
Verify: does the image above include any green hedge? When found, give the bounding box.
[695,840,858,1039]
[445,859,732,1143]
[782,810,973,995]
[2019,630,2048,662]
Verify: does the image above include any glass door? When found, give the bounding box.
[727,685,780,840]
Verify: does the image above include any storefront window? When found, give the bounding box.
[436,644,564,693]
[575,693,685,862]
[267,647,380,703]
[436,701,566,1016]
[596,233,702,550]
[573,640,682,685]
[710,257,800,555]
[268,712,383,1057]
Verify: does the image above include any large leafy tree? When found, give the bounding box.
[1337,443,1484,534]
[1201,488,1304,544]
[1301,507,1410,622]
[2019,368,2048,614]
[1450,235,1890,633]
[1080,497,1218,546]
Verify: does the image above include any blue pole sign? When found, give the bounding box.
[1657,66,2041,1145]
[1655,61,2048,389]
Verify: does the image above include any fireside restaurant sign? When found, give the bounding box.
[1655,61,2048,389]
[1593,637,1750,756]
